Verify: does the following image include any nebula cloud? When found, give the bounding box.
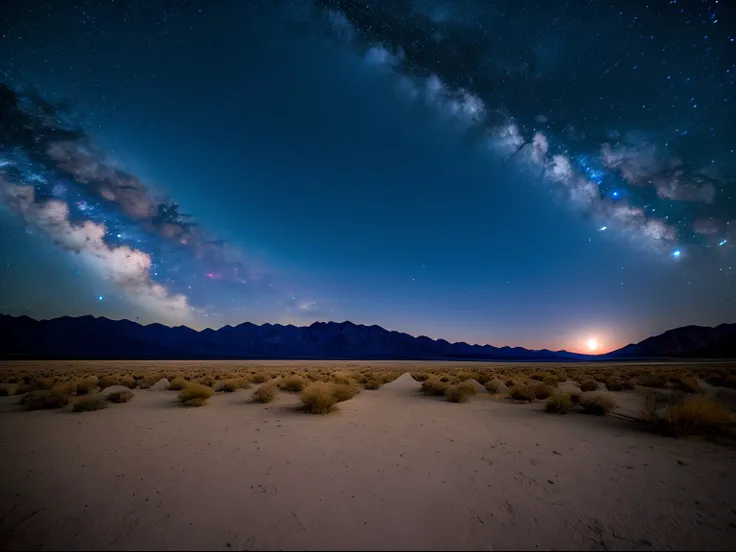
[305,0,733,258]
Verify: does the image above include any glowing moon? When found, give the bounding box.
[586,338,599,351]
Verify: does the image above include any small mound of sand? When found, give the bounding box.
[465,379,487,393]
[382,372,419,390]
[99,385,133,398]
[151,378,170,391]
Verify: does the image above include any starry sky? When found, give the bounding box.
[0,0,734,353]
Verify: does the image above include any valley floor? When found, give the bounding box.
[1,373,735,551]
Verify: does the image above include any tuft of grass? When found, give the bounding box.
[75,376,99,396]
[484,378,506,394]
[456,381,478,396]
[363,376,384,390]
[118,376,138,389]
[645,393,732,436]
[178,383,214,407]
[508,385,536,402]
[671,376,700,393]
[529,383,553,400]
[300,382,339,414]
[545,392,574,413]
[579,379,599,392]
[73,395,108,412]
[579,392,617,415]
[444,385,471,403]
[252,383,278,403]
[332,383,360,402]
[106,389,134,403]
[421,377,450,397]
[221,378,251,392]
[279,374,308,392]
[22,389,70,411]
[168,377,188,391]
[98,375,119,388]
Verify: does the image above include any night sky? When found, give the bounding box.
[1,0,734,353]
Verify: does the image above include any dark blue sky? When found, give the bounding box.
[1,0,734,352]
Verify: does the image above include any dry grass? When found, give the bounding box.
[643,392,733,437]
[252,383,278,403]
[106,389,134,403]
[579,379,599,392]
[168,377,188,391]
[484,378,506,394]
[73,395,107,412]
[508,385,536,402]
[445,384,472,403]
[579,392,617,415]
[279,374,308,392]
[421,377,450,397]
[300,382,340,414]
[178,383,215,407]
[221,378,251,392]
[545,392,574,414]
[75,376,99,395]
[529,383,553,400]
[22,389,70,411]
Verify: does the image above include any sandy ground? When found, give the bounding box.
[1,374,735,551]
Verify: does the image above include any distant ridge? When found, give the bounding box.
[0,314,733,360]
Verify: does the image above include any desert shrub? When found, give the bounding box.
[98,375,119,388]
[456,381,478,396]
[661,394,732,435]
[545,392,574,414]
[670,376,700,393]
[279,374,308,392]
[644,393,732,436]
[250,373,268,383]
[439,374,451,383]
[579,392,617,415]
[106,389,134,403]
[445,385,471,403]
[421,377,450,397]
[76,376,99,396]
[722,375,736,390]
[508,385,536,402]
[221,378,251,392]
[579,379,599,392]
[530,383,553,400]
[638,374,670,389]
[252,383,278,403]
[168,377,188,391]
[0,384,11,396]
[332,383,360,402]
[530,373,546,381]
[363,377,383,390]
[604,378,624,392]
[542,374,561,386]
[300,383,339,414]
[411,372,430,382]
[73,395,107,412]
[22,389,70,411]
[119,376,138,389]
[178,383,214,406]
[484,378,506,394]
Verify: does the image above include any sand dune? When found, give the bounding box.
[1,374,735,551]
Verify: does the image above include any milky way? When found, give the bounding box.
[296,0,735,262]
[0,83,302,323]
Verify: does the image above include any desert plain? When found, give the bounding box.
[0,360,735,551]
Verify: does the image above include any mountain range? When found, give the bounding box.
[0,314,734,360]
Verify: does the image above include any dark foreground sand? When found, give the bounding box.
[1,374,735,551]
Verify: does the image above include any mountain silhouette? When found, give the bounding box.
[0,314,733,360]
[607,323,736,359]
